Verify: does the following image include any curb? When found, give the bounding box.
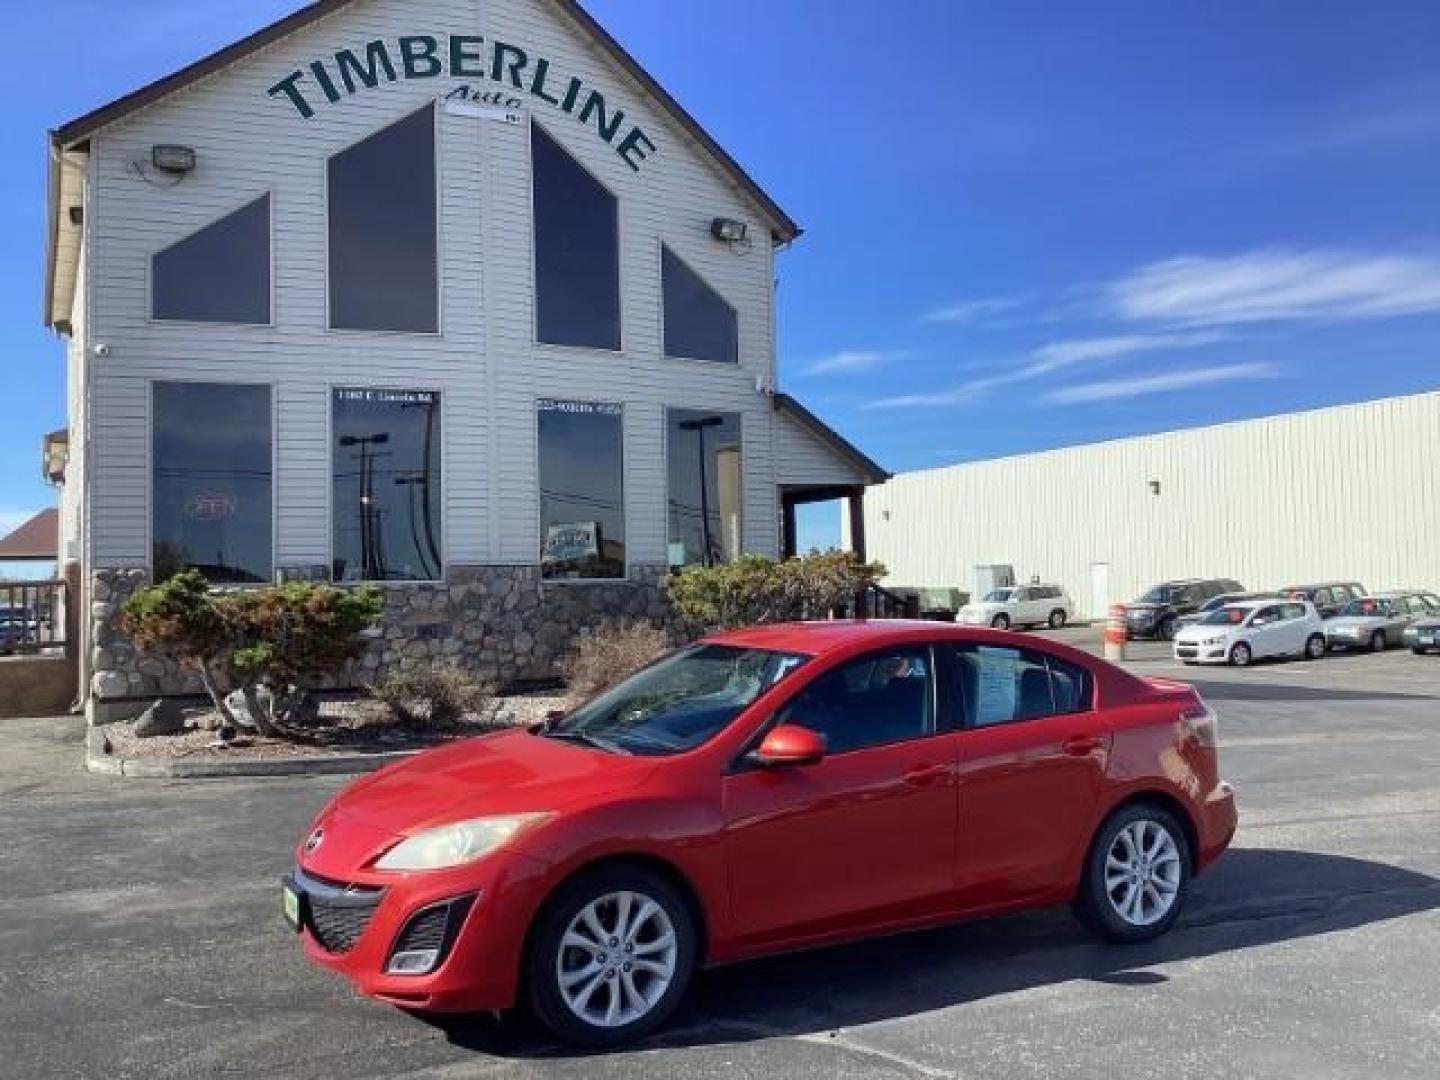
[85,726,417,779]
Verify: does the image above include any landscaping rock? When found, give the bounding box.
[224,687,270,731]
[134,698,186,738]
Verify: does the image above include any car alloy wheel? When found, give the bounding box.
[1104,819,1183,928]
[1230,642,1252,667]
[1049,609,1067,629]
[556,891,677,1029]
[1304,634,1326,660]
[1370,632,1386,652]
[992,614,1011,630]
[527,866,696,1047]
[1074,803,1191,943]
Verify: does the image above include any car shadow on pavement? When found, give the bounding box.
[1181,680,1438,703]
[427,847,1440,1057]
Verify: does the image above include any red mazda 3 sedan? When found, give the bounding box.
[284,622,1236,1046]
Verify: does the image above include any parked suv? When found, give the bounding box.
[1126,579,1244,641]
[957,584,1073,630]
[1279,582,1367,620]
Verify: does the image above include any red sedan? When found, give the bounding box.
[284,622,1236,1046]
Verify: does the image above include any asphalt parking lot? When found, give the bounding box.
[3,633,1439,1079]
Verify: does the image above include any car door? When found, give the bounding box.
[1279,602,1311,654]
[946,643,1112,908]
[1248,604,1286,656]
[1019,588,1045,625]
[721,645,958,945]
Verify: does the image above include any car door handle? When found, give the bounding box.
[903,764,950,787]
[1062,735,1103,757]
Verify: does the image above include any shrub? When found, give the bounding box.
[367,662,501,729]
[123,570,384,737]
[560,619,669,700]
[663,550,886,630]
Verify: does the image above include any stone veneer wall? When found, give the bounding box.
[88,564,686,721]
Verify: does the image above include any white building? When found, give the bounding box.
[859,391,1440,621]
[43,0,886,719]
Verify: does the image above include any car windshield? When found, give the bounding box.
[1198,606,1250,627]
[983,589,1016,602]
[1340,598,1391,618]
[544,644,809,757]
[1137,586,1177,605]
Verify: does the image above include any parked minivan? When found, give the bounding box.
[1126,579,1245,641]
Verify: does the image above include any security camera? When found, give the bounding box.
[93,343,111,358]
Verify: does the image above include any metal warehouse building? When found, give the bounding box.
[857,391,1440,621]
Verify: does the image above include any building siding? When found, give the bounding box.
[82,0,786,573]
[863,392,1440,619]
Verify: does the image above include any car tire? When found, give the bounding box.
[1048,609,1068,629]
[1229,642,1252,667]
[1159,616,1178,641]
[1074,802,1192,943]
[991,613,1011,630]
[526,865,697,1048]
[1303,634,1326,661]
[1413,647,1429,656]
[1370,632,1387,653]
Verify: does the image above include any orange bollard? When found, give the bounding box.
[1104,604,1128,663]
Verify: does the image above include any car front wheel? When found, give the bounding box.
[1075,803,1191,943]
[527,866,697,1048]
[1229,642,1252,667]
[991,613,1011,630]
[1371,632,1387,652]
[1304,634,1326,660]
[1048,609,1068,629]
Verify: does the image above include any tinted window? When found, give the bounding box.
[152,382,272,584]
[533,124,620,349]
[152,195,270,324]
[662,246,738,363]
[776,648,933,754]
[1282,603,1307,619]
[954,645,1091,727]
[538,399,625,580]
[332,389,442,582]
[328,105,438,332]
[666,409,742,568]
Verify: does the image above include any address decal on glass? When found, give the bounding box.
[538,399,623,416]
[267,35,657,171]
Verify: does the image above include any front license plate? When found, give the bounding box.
[282,883,302,932]
[1421,634,1437,646]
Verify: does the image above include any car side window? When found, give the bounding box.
[1282,603,1306,620]
[1251,605,1281,626]
[774,648,934,755]
[952,645,1092,728]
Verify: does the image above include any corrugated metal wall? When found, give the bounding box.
[861,392,1440,619]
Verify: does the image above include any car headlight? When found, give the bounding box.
[374,812,552,872]
[1202,636,1225,646]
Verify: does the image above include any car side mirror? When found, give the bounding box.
[750,725,827,769]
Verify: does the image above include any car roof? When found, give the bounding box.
[705,620,1074,660]
[1220,598,1293,610]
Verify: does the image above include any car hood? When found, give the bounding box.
[1174,623,1234,643]
[304,729,658,873]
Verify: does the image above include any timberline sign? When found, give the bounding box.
[267,34,658,171]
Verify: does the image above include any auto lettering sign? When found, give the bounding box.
[542,522,599,565]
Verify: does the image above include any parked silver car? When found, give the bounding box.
[1325,591,1440,652]
[956,584,1073,630]
[1405,614,1440,655]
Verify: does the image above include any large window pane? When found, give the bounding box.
[328,105,438,332]
[152,382,272,584]
[332,389,443,582]
[662,246,738,363]
[533,125,620,349]
[152,195,270,324]
[539,399,625,579]
[666,409,742,568]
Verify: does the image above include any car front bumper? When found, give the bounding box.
[283,853,554,1014]
[1173,642,1230,663]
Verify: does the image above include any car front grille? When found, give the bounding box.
[297,869,385,955]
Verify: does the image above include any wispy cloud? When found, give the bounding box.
[864,331,1226,409]
[921,295,1028,324]
[802,349,902,376]
[1107,249,1440,326]
[1043,362,1281,405]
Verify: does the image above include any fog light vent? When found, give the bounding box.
[386,894,477,977]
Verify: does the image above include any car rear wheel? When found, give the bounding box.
[1303,634,1326,660]
[1370,632,1387,652]
[1229,642,1252,667]
[1075,803,1191,943]
[991,613,1011,630]
[526,866,696,1048]
[1048,609,1068,629]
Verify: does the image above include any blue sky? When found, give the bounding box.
[3,0,1438,554]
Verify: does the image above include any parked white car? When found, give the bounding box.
[1173,599,1327,667]
[957,584,1073,630]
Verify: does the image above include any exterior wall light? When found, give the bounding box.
[710,217,748,244]
[1149,480,1162,496]
[152,145,197,174]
